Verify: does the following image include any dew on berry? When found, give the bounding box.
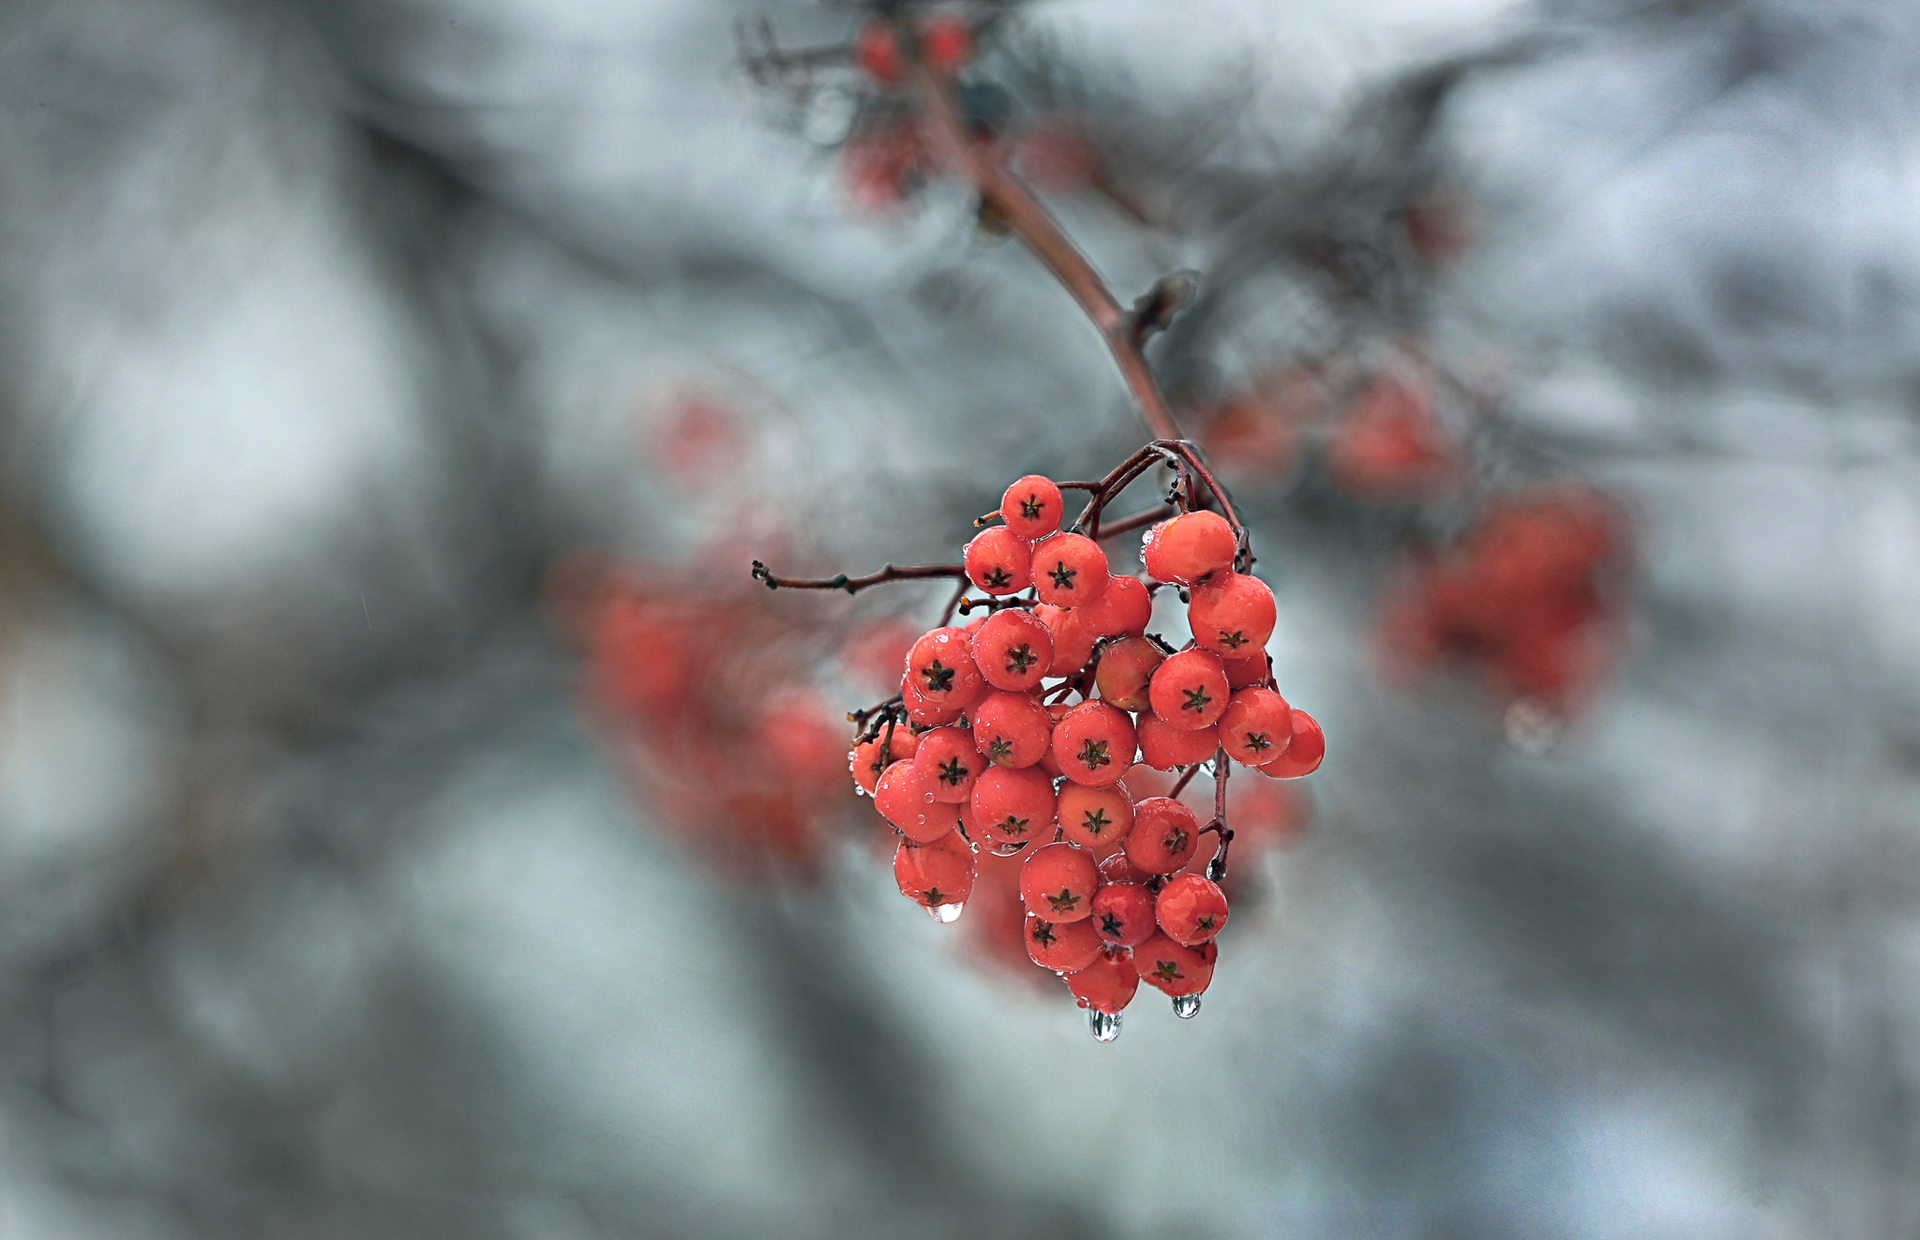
[1019,841,1099,922]
[1148,649,1230,730]
[964,526,1033,596]
[1076,574,1152,637]
[1030,533,1110,608]
[971,609,1053,692]
[1218,686,1294,766]
[1123,797,1201,874]
[1142,510,1237,585]
[1000,474,1064,541]
[1188,572,1277,658]
[1094,634,1164,712]
[1033,604,1095,677]
[1051,701,1137,786]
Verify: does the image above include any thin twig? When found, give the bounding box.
[1168,763,1204,800]
[752,560,965,594]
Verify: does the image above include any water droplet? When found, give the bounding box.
[1088,1010,1122,1042]
[989,839,1028,857]
[922,791,937,804]
[928,901,964,924]
[1172,993,1201,1019]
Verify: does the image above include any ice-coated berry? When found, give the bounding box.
[1000,474,1064,541]
[1064,947,1139,1013]
[1148,648,1230,730]
[1056,781,1133,851]
[895,831,975,909]
[913,726,987,803]
[1076,574,1152,637]
[1051,701,1137,787]
[971,609,1053,692]
[964,526,1032,596]
[1019,842,1100,922]
[1135,713,1220,770]
[1034,603,1094,677]
[1123,797,1200,874]
[1142,510,1236,584]
[1030,534,1110,608]
[1217,686,1294,766]
[907,626,985,709]
[1097,848,1153,886]
[1025,913,1102,972]
[1259,708,1325,778]
[1155,873,1230,944]
[1090,882,1157,948]
[1222,650,1270,689]
[1094,634,1164,712]
[970,690,1052,768]
[1135,931,1214,997]
[901,673,965,727]
[1187,571,1276,657]
[874,760,957,843]
[970,765,1056,854]
[852,725,921,795]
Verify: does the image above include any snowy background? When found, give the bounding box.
[0,0,1916,1236]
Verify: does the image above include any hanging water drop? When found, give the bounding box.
[1088,1010,1122,1042]
[1172,993,1201,1019]
[928,901,964,924]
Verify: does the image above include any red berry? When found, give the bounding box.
[1155,873,1230,944]
[1187,572,1276,657]
[1123,797,1200,874]
[1135,713,1220,770]
[901,673,964,727]
[1051,701,1137,786]
[1097,848,1152,886]
[970,609,1053,692]
[1036,702,1068,779]
[894,831,975,909]
[964,527,1032,596]
[1019,842,1099,922]
[1030,534,1109,607]
[1056,781,1133,851]
[1259,709,1325,778]
[906,627,985,710]
[853,19,905,83]
[1148,648,1229,730]
[1076,574,1152,637]
[918,11,974,72]
[1033,603,1094,676]
[1217,686,1294,766]
[851,725,921,795]
[875,760,960,843]
[970,690,1052,768]
[1000,474,1064,541]
[1135,931,1214,996]
[1093,634,1164,713]
[970,765,1056,854]
[1024,913,1102,972]
[1222,650,1270,689]
[1090,882,1157,948]
[1142,510,1237,584]
[1063,947,1139,1013]
[913,726,987,803]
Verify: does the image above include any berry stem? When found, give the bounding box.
[1168,762,1204,800]
[1204,746,1235,881]
[751,560,965,594]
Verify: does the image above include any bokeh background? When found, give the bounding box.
[1,0,1916,1236]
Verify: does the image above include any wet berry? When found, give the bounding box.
[1217,686,1294,766]
[1019,842,1099,922]
[1090,882,1157,948]
[1025,913,1102,972]
[1123,797,1200,874]
[1034,604,1094,676]
[907,627,985,710]
[1098,848,1153,886]
[1135,932,1214,997]
[901,673,965,727]
[1064,947,1139,1013]
[1076,574,1152,638]
[963,528,1030,596]
[1155,874,1230,944]
[1142,510,1237,584]
[895,830,975,909]
[913,726,987,803]
[851,725,921,795]
[1056,781,1133,851]
[1135,713,1220,770]
[970,765,1056,854]
[1148,648,1229,730]
[875,760,958,843]
[971,609,1053,692]
[1051,701,1137,786]
[970,690,1052,768]
[1093,634,1164,713]
[1188,572,1276,657]
[1000,474,1063,541]
[1222,650,1270,690]
[1259,708,1325,778]
[1030,534,1109,607]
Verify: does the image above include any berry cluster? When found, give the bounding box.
[764,450,1325,1041]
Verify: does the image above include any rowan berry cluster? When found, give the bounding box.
[760,451,1324,1041]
